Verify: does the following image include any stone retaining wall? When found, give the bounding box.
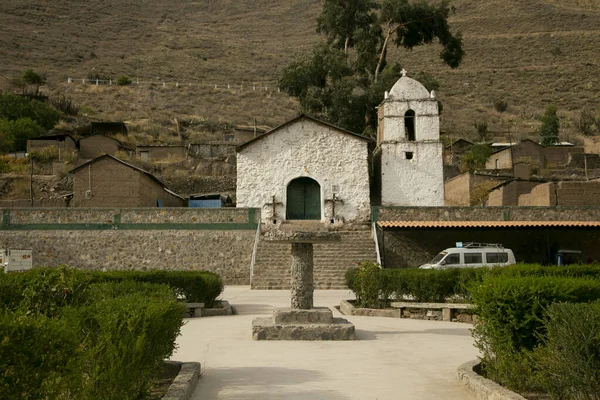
[0,229,255,284]
[0,208,259,284]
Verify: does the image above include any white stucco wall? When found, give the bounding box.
[236,118,371,224]
[381,141,444,206]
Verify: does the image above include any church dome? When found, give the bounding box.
[388,71,430,101]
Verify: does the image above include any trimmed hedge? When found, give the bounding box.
[534,301,600,399]
[345,263,600,305]
[0,278,185,399]
[0,267,224,310]
[470,275,600,391]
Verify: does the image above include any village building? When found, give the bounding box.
[90,121,127,136]
[485,139,583,170]
[27,134,77,154]
[135,145,186,162]
[236,115,371,225]
[78,134,132,159]
[68,154,184,207]
[376,69,444,206]
[443,139,473,166]
[444,171,511,206]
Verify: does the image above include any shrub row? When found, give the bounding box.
[470,274,600,395]
[0,266,224,311]
[346,263,600,307]
[0,277,185,399]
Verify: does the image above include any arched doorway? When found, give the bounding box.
[286,177,321,220]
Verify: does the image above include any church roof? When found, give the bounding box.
[236,114,371,152]
[388,71,431,101]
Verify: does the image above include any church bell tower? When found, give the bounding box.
[377,70,444,206]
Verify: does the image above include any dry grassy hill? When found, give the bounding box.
[1,0,599,143]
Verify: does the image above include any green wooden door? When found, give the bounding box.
[286,177,321,220]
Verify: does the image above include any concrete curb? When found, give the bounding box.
[162,361,201,400]
[457,360,527,400]
[202,300,234,317]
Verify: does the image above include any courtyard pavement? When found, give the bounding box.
[172,286,478,400]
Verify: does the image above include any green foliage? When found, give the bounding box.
[460,143,493,172]
[0,93,60,130]
[0,310,81,399]
[73,284,184,399]
[539,104,560,146]
[534,301,600,400]
[22,69,45,86]
[469,275,600,391]
[0,117,45,152]
[116,75,133,86]
[280,0,463,133]
[353,261,384,308]
[0,270,186,400]
[415,71,441,92]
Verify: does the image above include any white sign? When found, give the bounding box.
[6,250,33,272]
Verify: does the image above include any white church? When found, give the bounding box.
[236,71,444,225]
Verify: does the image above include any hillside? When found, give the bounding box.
[1,0,599,142]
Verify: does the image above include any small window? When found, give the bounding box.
[486,252,508,263]
[405,152,413,160]
[444,253,460,265]
[404,109,416,141]
[464,253,483,264]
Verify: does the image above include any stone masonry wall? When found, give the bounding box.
[0,230,255,284]
[519,183,555,206]
[0,208,259,284]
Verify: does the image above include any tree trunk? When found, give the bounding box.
[344,36,350,54]
[374,26,393,82]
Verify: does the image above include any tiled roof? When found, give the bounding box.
[377,221,600,228]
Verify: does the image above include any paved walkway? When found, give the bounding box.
[172,286,478,400]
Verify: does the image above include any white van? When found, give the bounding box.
[419,242,516,269]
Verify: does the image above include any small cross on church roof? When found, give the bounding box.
[400,68,408,77]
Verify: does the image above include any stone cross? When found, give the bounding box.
[401,68,408,77]
[265,195,283,223]
[325,193,344,221]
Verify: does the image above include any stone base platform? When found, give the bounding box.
[252,307,356,341]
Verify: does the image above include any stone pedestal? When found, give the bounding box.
[291,243,313,309]
[252,230,356,341]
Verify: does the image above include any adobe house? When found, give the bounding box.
[78,135,133,159]
[90,122,127,136]
[189,141,237,158]
[68,154,185,207]
[519,180,600,206]
[226,126,267,143]
[27,134,77,153]
[444,171,510,206]
[487,179,545,206]
[485,139,583,170]
[443,139,473,166]
[236,115,371,225]
[135,145,186,162]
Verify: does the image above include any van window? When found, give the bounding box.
[444,253,460,265]
[486,252,508,263]
[464,253,483,264]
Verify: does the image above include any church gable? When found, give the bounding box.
[236,115,371,226]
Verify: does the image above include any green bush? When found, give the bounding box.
[73,283,184,399]
[0,310,80,399]
[0,278,185,399]
[353,261,383,308]
[534,301,600,400]
[470,275,600,391]
[116,75,132,86]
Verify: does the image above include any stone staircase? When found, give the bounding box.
[251,226,378,290]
